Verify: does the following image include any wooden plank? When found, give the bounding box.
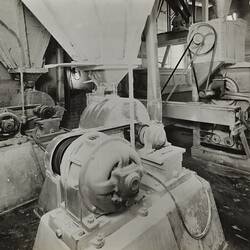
[162,101,240,126]
[157,30,188,47]
[192,145,250,174]
[139,30,188,58]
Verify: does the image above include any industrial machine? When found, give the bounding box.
[0,0,65,214]
[33,115,227,250]
[163,0,250,173]
[14,1,228,250]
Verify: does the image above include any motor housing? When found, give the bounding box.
[46,131,143,218]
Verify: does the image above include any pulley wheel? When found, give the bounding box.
[51,136,78,175]
[188,23,216,56]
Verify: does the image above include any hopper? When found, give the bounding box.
[22,0,155,84]
[0,0,50,81]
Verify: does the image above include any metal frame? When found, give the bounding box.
[162,101,241,127]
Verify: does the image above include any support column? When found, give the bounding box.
[202,0,209,22]
[56,47,64,105]
[145,0,162,122]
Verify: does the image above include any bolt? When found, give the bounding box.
[91,233,105,249]
[87,214,95,224]
[55,229,62,239]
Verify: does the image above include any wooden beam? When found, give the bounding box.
[157,30,188,47]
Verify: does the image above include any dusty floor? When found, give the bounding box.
[169,127,250,250]
[184,157,250,250]
[0,128,249,249]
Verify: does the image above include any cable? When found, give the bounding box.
[145,170,212,240]
[204,31,217,92]
[188,49,199,97]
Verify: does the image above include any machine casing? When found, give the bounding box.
[34,136,227,250]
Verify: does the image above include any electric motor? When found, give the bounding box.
[47,131,144,217]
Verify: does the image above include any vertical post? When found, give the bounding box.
[194,0,207,149]
[161,2,171,69]
[161,45,170,68]
[20,69,26,123]
[202,0,209,22]
[167,2,171,31]
[146,0,162,122]
[128,65,135,148]
[192,0,196,23]
[56,47,64,105]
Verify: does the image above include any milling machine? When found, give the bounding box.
[19,0,228,249]
[163,0,250,173]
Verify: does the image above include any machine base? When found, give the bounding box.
[192,146,250,174]
[33,171,227,250]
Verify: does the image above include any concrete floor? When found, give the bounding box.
[0,128,249,249]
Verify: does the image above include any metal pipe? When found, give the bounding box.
[192,0,196,23]
[167,2,171,31]
[202,0,209,21]
[128,66,135,148]
[146,0,162,122]
[215,0,232,19]
[56,47,64,104]
[20,70,26,123]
